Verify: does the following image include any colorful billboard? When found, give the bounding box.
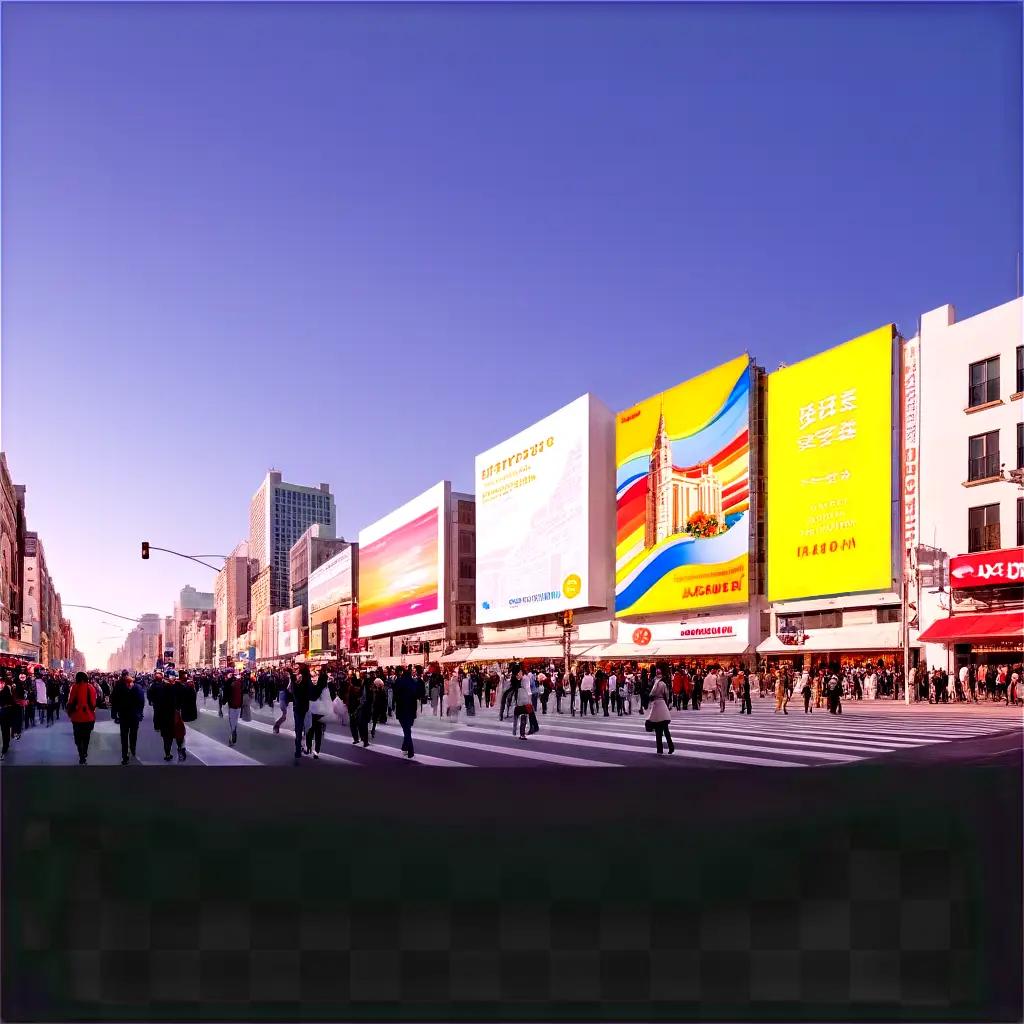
[357,482,447,638]
[308,547,353,620]
[766,324,894,602]
[616,355,751,616]
[475,394,614,624]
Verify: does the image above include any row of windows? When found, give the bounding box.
[968,499,1024,552]
[777,607,900,632]
[966,424,1024,482]
[968,347,1024,408]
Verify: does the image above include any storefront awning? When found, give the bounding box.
[377,654,426,668]
[654,638,750,657]
[439,647,475,664]
[757,623,911,654]
[465,642,600,662]
[917,611,1024,643]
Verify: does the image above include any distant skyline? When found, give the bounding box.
[2,2,1020,668]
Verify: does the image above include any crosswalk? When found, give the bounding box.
[216,696,1021,769]
[3,698,1018,768]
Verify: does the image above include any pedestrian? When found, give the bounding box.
[273,673,289,733]
[513,674,533,740]
[110,670,144,764]
[827,675,842,714]
[46,675,60,725]
[67,671,97,765]
[222,672,243,745]
[429,673,441,716]
[347,676,369,747]
[289,667,312,762]
[739,672,752,714]
[0,670,15,759]
[580,667,595,716]
[462,669,476,717]
[645,671,675,755]
[774,673,788,714]
[307,669,332,758]
[718,669,730,713]
[393,668,420,758]
[446,671,462,724]
[801,676,812,713]
[35,672,49,727]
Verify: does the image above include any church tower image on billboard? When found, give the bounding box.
[644,409,723,548]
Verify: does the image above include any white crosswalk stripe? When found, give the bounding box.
[186,699,1020,768]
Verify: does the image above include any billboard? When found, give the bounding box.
[357,481,447,638]
[949,548,1024,589]
[616,355,751,616]
[271,606,302,657]
[308,547,353,619]
[766,325,894,602]
[475,394,613,624]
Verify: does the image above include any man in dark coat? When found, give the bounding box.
[148,671,185,762]
[393,669,420,759]
[290,667,312,761]
[111,670,145,764]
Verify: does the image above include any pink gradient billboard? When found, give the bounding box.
[357,482,447,637]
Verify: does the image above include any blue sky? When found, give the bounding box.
[2,2,1020,667]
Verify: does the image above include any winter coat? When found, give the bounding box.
[393,673,420,722]
[111,681,145,724]
[646,680,672,723]
[67,681,97,724]
[148,680,180,732]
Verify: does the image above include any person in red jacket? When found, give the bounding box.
[67,671,97,765]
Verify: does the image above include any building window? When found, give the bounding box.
[1018,422,1023,470]
[459,558,475,580]
[1018,345,1023,394]
[968,503,1000,552]
[877,606,900,624]
[968,430,1000,481]
[1018,498,1023,547]
[778,609,842,631]
[968,356,999,407]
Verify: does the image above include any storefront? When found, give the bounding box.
[595,616,751,668]
[917,548,1023,673]
[757,622,916,672]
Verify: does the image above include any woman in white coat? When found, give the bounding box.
[446,671,462,723]
[646,672,675,755]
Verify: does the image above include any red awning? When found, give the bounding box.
[917,611,1024,643]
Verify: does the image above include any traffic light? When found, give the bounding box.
[563,610,574,628]
[141,541,150,560]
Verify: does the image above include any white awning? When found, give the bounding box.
[465,641,599,662]
[439,647,474,664]
[591,643,658,659]
[757,623,912,654]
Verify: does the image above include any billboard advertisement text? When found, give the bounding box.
[766,324,894,602]
[476,394,611,623]
[616,355,751,616]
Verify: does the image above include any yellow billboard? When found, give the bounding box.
[767,325,894,602]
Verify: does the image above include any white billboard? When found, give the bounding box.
[475,394,614,624]
[308,547,353,618]
[357,481,448,638]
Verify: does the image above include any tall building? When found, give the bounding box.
[289,523,347,613]
[249,471,336,613]
[915,297,1024,672]
[215,541,257,663]
[0,454,19,644]
[644,413,723,548]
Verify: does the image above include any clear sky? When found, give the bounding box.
[2,2,1020,669]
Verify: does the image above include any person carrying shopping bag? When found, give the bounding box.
[645,673,675,755]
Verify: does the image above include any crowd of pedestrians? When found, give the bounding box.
[0,652,1019,764]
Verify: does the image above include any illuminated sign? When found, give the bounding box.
[766,325,894,601]
[616,355,751,616]
[358,482,447,638]
[475,395,613,623]
[949,548,1024,589]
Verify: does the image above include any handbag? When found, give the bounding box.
[645,719,655,732]
[523,702,534,715]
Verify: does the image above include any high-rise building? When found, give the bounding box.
[215,541,257,662]
[0,454,19,644]
[249,471,335,613]
[289,523,347,613]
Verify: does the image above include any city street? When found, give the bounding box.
[4,696,1020,768]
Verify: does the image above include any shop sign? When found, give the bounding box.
[617,617,748,645]
[901,336,920,568]
[949,548,1024,589]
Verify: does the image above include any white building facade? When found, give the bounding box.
[916,297,1024,672]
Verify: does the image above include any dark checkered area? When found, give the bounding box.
[3,764,1021,1022]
